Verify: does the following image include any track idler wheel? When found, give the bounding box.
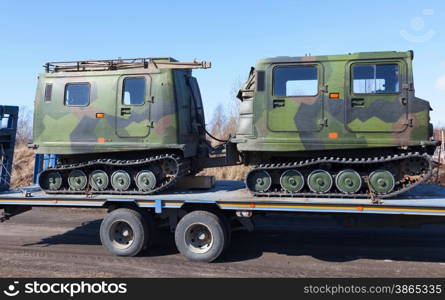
[41,171,62,191]
[369,170,395,194]
[280,170,304,193]
[247,170,272,192]
[90,170,109,191]
[67,170,88,191]
[135,170,157,192]
[307,169,333,193]
[111,170,131,191]
[335,169,362,194]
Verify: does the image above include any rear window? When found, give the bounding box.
[65,83,90,106]
[352,64,399,94]
[274,66,318,96]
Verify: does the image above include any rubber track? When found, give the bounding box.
[39,153,188,195]
[246,152,433,199]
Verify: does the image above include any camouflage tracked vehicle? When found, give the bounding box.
[235,50,438,198]
[31,51,438,198]
[31,57,216,194]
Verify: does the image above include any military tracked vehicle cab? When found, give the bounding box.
[32,57,212,194]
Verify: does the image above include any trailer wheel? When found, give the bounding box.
[175,211,226,262]
[100,208,150,257]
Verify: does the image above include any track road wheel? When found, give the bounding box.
[280,170,304,193]
[307,169,333,193]
[135,170,157,192]
[100,208,151,257]
[111,170,131,191]
[247,170,272,193]
[41,171,62,191]
[335,169,362,194]
[90,170,109,191]
[175,211,227,262]
[369,170,395,194]
[67,170,88,191]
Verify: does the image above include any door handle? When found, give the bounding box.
[273,99,285,108]
[120,107,131,116]
[351,98,365,107]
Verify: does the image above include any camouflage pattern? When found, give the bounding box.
[32,51,435,172]
[235,51,435,156]
[32,58,207,159]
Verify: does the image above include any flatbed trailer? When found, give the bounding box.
[2,180,445,262]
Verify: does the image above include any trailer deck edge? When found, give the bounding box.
[2,181,445,216]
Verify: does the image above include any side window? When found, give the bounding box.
[65,83,90,106]
[44,83,52,102]
[123,77,145,105]
[274,66,318,96]
[352,64,399,94]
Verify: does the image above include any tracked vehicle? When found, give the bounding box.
[235,51,438,197]
[31,58,215,195]
[31,51,438,198]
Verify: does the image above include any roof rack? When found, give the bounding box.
[44,57,211,73]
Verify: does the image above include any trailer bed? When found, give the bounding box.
[2,181,445,216]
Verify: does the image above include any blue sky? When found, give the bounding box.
[1,0,444,125]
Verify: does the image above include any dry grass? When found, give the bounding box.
[199,165,249,181]
[10,144,35,188]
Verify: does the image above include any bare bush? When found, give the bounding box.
[16,106,33,146]
[10,106,35,188]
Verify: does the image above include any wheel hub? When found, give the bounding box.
[109,220,134,249]
[185,223,213,254]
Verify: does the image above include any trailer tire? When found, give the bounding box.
[100,208,150,257]
[175,210,226,262]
